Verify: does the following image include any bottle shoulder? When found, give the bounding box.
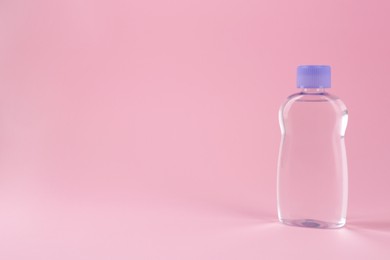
[280,91,348,114]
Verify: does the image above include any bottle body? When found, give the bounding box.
[277,88,348,228]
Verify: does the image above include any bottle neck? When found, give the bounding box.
[301,87,326,94]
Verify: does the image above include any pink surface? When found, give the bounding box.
[0,0,389,259]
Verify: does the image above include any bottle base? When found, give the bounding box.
[279,218,345,229]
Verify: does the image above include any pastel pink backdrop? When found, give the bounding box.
[0,0,389,259]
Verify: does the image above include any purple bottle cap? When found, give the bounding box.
[297,65,331,88]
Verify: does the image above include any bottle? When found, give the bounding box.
[277,65,348,229]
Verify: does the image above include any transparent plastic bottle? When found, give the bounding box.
[277,65,348,229]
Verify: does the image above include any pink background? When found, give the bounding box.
[1,0,390,259]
